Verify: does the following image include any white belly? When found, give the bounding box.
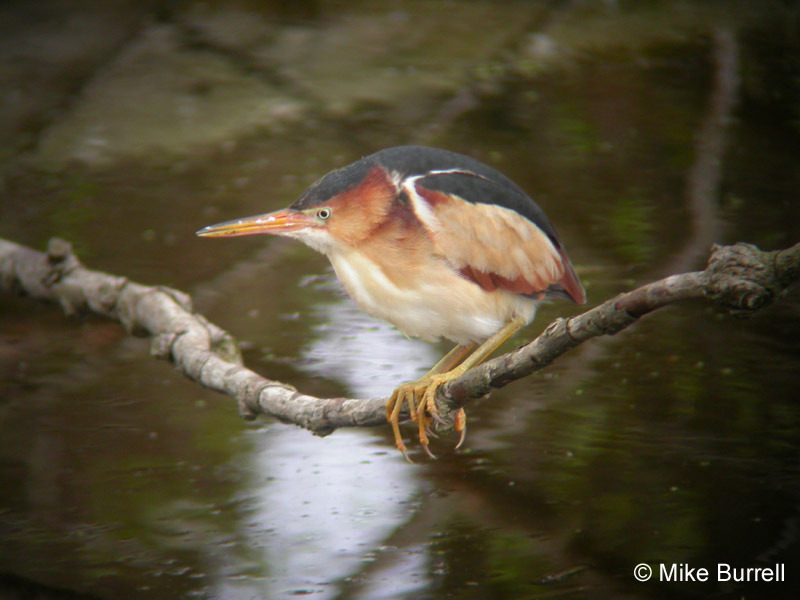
[327,247,538,345]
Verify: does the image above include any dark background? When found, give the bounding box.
[1,1,799,598]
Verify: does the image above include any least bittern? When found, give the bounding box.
[197,146,585,460]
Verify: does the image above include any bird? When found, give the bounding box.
[197,146,586,460]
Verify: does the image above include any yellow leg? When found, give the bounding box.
[386,343,474,461]
[387,316,526,460]
[417,316,526,450]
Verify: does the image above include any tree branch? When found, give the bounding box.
[1,236,798,438]
[442,243,800,416]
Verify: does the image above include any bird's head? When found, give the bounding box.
[196,157,399,254]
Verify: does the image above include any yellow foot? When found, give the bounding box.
[386,377,427,462]
[385,367,470,461]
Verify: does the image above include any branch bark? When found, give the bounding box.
[1,236,799,438]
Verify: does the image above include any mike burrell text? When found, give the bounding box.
[660,563,785,582]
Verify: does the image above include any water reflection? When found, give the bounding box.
[227,427,422,599]
[352,546,430,600]
[299,274,440,399]
[2,2,800,599]
[236,275,436,598]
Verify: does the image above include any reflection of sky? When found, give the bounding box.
[353,543,431,600]
[218,428,424,598]
[218,282,438,598]
[301,280,440,398]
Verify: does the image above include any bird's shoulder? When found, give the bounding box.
[370,147,585,304]
[372,146,561,247]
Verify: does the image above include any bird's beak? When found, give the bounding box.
[196,208,312,238]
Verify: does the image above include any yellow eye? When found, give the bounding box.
[316,207,332,220]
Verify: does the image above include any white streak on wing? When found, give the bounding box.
[387,169,404,188]
[401,176,441,236]
[425,168,492,183]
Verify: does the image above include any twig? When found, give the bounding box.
[1,237,798,437]
[443,242,800,415]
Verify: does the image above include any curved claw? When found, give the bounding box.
[430,411,447,427]
[386,370,470,459]
[454,408,468,449]
[424,426,439,439]
[401,447,414,464]
[421,442,437,460]
[455,424,467,450]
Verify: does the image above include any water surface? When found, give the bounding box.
[1,2,799,599]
